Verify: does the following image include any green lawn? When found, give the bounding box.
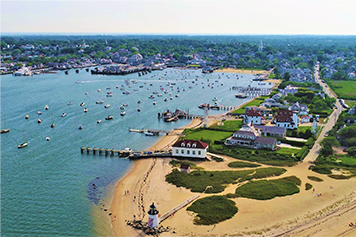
[276,147,300,155]
[187,196,238,225]
[338,156,356,165]
[228,161,261,168]
[326,80,356,100]
[231,96,266,114]
[345,100,356,108]
[183,129,233,143]
[209,120,243,132]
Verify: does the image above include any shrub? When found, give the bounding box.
[281,175,302,186]
[327,174,350,179]
[296,146,310,160]
[307,176,324,182]
[187,196,238,225]
[228,161,261,168]
[234,178,300,200]
[305,183,313,190]
[306,137,315,149]
[213,157,224,162]
[311,166,332,174]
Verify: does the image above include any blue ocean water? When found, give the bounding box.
[0,68,271,236]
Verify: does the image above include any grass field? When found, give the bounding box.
[183,129,233,143]
[187,196,238,225]
[231,96,267,114]
[326,80,356,100]
[234,176,300,200]
[228,161,261,168]
[208,120,243,132]
[165,167,286,193]
[345,100,356,108]
[338,156,356,165]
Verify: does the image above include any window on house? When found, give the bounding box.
[187,150,190,155]
[181,143,185,147]
[187,143,191,147]
[181,150,184,154]
[192,143,196,148]
[198,151,201,155]
[176,149,179,154]
[192,151,195,155]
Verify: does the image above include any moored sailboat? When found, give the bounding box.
[18,130,28,148]
[1,120,10,134]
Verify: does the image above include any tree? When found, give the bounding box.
[320,137,340,148]
[283,72,290,81]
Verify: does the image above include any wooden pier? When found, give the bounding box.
[160,194,200,222]
[129,128,170,135]
[80,147,132,157]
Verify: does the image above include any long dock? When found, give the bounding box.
[129,128,170,135]
[80,147,132,157]
[160,194,200,222]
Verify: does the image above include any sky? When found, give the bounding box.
[1,0,356,35]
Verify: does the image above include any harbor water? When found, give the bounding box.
[1,68,273,236]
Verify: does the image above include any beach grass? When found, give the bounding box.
[228,161,261,168]
[233,177,300,200]
[208,120,243,132]
[307,176,324,182]
[169,159,204,170]
[305,183,313,190]
[165,167,286,193]
[187,195,238,225]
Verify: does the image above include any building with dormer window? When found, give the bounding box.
[171,140,209,159]
[272,109,299,129]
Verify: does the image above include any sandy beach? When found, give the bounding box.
[109,90,356,237]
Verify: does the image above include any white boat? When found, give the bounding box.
[96,100,104,104]
[97,89,101,92]
[104,104,110,108]
[120,105,125,110]
[84,108,88,112]
[153,101,156,105]
[61,113,66,117]
[105,115,113,120]
[144,131,154,136]
[37,119,42,123]
[44,105,49,110]
[38,111,42,115]
[46,137,50,141]
[78,125,83,130]
[97,120,102,123]
[120,111,126,116]
[68,102,73,105]
[80,102,85,106]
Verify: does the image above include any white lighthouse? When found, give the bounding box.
[147,203,160,228]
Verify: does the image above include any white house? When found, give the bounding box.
[273,109,299,129]
[300,115,311,124]
[245,108,263,125]
[172,140,209,159]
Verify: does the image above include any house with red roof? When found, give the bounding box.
[245,108,264,125]
[300,115,311,124]
[272,109,299,129]
[172,140,209,159]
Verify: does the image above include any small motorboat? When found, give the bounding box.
[137,108,141,112]
[153,101,156,105]
[37,119,42,123]
[85,92,88,95]
[51,123,55,128]
[105,116,113,120]
[38,111,42,115]
[120,111,126,116]
[97,120,102,123]
[137,100,142,104]
[68,102,73,105]
[45,105,49,110]
[104,104,110,108]
[164,97,168,102]
[96,100,104,104]
[61,113,66,117]
[25,115,29,119]
[120,105,125,110]
[84,108,88,113]
[106,94,113,97]
[46,137,50,141]
[97,89,101,92]
[80,102,85,106]
[144,131,154,136]
[123,103,128,107]
[78,125,83,130]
